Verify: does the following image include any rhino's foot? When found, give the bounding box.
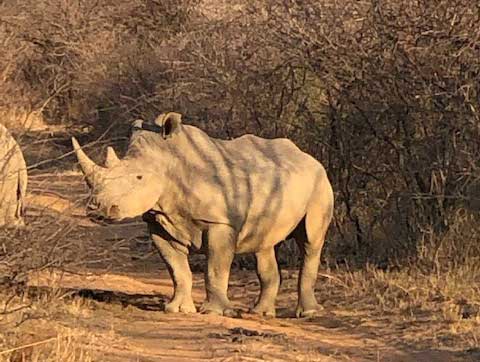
[164,298,197,314]
[199,301,240,318]
[250,304,276,318]
[295,302,323,318]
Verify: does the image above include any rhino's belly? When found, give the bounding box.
[235,185,311,253]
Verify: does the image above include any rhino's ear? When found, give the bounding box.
[131,119,144,131]
[154,112,182,139]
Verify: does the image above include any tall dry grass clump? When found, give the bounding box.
[0,216,92,361]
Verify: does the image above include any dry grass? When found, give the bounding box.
[314,261,480,352]
[0,291,95,362]
[2,262,478,361]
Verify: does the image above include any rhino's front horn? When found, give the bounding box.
[71,137,106,184]
[105,146,120,168]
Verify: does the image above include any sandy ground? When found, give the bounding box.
[28,269,470,362]
[22,171,474,362]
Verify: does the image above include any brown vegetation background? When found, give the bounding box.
[1,0,480,268]
[1,1,480,360]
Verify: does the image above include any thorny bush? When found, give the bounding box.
[0,0,479,267]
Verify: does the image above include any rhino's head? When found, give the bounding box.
[72,112,182,220]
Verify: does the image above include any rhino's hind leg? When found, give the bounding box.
[295,239,322,318]
[199,224,238,317]
[149,224,196,314]
[250,248,279,318]
[293,212,330,318]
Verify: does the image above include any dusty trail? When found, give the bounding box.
[29,269,466,362]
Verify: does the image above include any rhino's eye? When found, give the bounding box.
[136,175,143,180]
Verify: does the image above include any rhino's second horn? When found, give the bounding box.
[105,146,120,168]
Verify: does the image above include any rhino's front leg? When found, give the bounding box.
[199,224,237,317]
[148,223,196,314]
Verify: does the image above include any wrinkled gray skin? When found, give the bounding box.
[0,124,27,228]
[73,112,334,318]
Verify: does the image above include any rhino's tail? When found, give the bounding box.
[15,168,27,222]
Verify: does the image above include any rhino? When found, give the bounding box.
[0,123,27,228]
[72,112,334,318]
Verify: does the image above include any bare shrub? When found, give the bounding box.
[207,0,480,266]
[0,218,76,288]
[1,0,479,268]
[0,0,199,128]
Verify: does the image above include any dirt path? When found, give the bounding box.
[28,269,467,362]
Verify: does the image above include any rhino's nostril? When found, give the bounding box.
[109,205,120,217]
[87,202,99,210]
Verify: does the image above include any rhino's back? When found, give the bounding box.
[216,133,316,172]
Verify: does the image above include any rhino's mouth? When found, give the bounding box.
[86,210,138,225]
[85,206,112,225]
[86,202,127,224]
